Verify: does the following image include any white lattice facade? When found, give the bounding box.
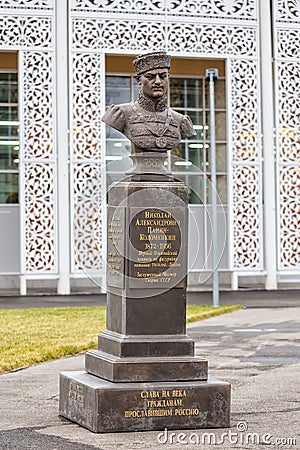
[69,0,263,277]
[0,0,299,293]
[273,0,300,275]
[0,1,57,279]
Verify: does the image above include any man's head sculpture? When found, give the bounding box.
[102,52,195,154]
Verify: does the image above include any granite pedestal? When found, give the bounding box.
[59,170,230,432]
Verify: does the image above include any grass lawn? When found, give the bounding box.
[0,304,242,374]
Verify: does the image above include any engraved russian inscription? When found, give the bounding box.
[123,389,200,419]
[68,382,85,404]
[128,207,186,288]
[107,206,125,288]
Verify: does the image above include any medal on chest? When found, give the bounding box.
[155,137,168,148]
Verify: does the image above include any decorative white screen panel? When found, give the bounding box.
[278,166,300,269]
[166,23,257,57]
[71,0,257,20]
[22,51,55,160]
[167,0,257,19]
[20,49,57,274]
[276,0,300,21]
[230,59,262,268]
[0,0,53,9]
[23,162,56,272]
[0,5,56,275]
[71,53,103,161]
[230,59,260,165]
[70,51,104,273]
[70,1,262,273]
[72,19,166,52]
[71,163,103,273]
[277,29,300,59]
[71,0,165,15]
[274,0,300,270]
[0,15,53,49]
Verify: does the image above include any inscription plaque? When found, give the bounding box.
[123,388,200,419]
[107,206,125,288]
[68,381,85,404]
[128,207,187,289]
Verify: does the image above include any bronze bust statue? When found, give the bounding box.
[102,52,196,154]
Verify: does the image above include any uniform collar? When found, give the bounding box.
[137,91,168,112]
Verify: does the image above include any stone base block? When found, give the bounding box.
[85,350,208,382]
[98,330,195,358]
[59,371,230,433]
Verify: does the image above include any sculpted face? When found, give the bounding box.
[138,69,168,99]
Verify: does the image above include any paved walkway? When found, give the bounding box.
[0,289,299,309]
[0,306,299,449]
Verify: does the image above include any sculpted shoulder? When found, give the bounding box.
[169,109,184,123]
[170,109,196,139]
[101,103,133,133]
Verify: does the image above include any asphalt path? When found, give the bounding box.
[0,307,299,449]
[0,289,299,309]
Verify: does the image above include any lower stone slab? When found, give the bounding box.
[85,349,208,382]
[59,371,230,433]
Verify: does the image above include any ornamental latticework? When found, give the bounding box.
[273,0,300,270]
[70,0,262,271]
[0,3,56,275]
[1,0,298,277]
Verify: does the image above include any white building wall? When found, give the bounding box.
[3,0,299,293]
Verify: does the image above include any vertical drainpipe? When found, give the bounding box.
[206,68,219,307]
[259,0,277,289]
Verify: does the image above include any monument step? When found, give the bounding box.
[85,350,208,383]
[59,371,230,433]
[98,330,195,357]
